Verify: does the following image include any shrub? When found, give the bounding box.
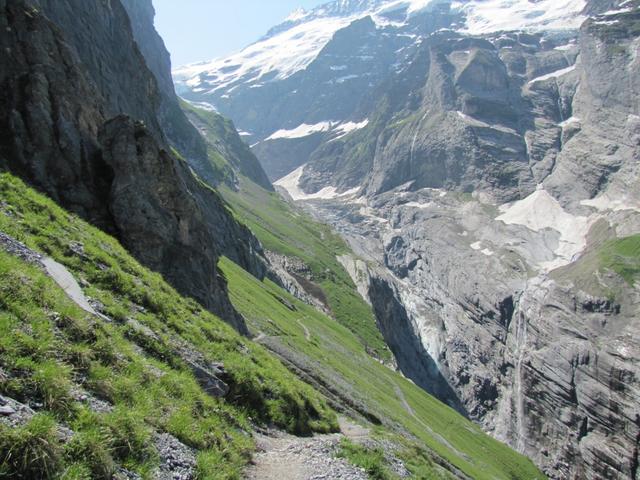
[0,414,62,479]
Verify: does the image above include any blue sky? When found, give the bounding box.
[152,0,325,68]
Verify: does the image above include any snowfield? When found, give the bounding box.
[265,120,370,141]
[332,119,370,139]
[497,187,595,270]
[528,65,577,85]
[274,165,360,201]
[173,16,357,91]
[453,0,587,34]
[456,111,519,135]
[266,122,337,141]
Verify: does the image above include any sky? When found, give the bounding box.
[152,0,326,68]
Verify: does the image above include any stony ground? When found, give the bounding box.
[244,418,371,480]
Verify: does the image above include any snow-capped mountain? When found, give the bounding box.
[174,0,587,107]
[173,0,437,95]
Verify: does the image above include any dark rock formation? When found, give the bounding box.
[0,0,111,225]
[100,116,266,332]
[368,275,467,415]
[119,0,215,186]
[0,0,267,329]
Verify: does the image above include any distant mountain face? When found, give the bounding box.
[175,0,588,148]
[175,0,640,478]
[174,0,614,189]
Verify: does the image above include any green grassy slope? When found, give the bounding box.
[220,257,545,480]
[598,235,640,285]
[182,101,389,362]
[0,173,337,479]
[181,100,273,191]
[220,176,391,362]
[178,102,544,478]
[553,229,640,296]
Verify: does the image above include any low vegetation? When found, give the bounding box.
[599,235,640,285]
[337,439,395,480]
[553,231,640,297]
[220,257,545,480]
[0,173,337,479]
[221,177,391,362]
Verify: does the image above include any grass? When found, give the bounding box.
[552,232,640,297]
[0,414,62,479]
[0,172,337,478]
[599,235,640,285]
[337,439,395,480]
[220,257,545,480]
[220,177,391,362]
[183,101,389,361]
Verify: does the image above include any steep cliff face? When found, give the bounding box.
[119,0,216,186]
[99,116,267,333]
[33,0,164,140]
[300,29,577,201]
[0,0,112,225]
[0,0,267,329]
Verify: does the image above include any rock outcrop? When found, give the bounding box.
[0,0,267,329]
[182,103,274,191]
[100,116,266,332]
[119,0,215,186]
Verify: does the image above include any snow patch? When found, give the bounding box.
[593,19,620,25]
[274,165,360,201]
[580,193,640,212]
[497,188,595,270]
[332,119,369,139]
[470,241,493,256]
[404,201,433,209]
[335,74,360,83]
[456,111,519,135]
[559,116,581,128]
[268,119,369,141]
[602,7,633,16]
[266,121,336,141]
[554,42,577,51]
[528,65,576,84]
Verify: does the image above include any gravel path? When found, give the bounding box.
[244,418,370,480]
